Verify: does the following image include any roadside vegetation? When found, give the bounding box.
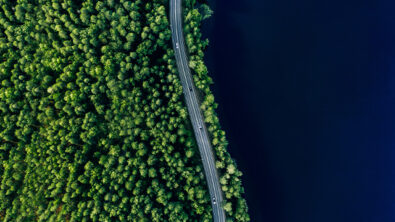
[0,0,249,221]
[184,0,250,221]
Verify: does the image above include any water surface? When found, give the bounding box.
[203,0,395,221]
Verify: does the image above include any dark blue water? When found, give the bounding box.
[203,0,395,221]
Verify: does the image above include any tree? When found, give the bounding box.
[200,4,214,20]
[0,0,249,220]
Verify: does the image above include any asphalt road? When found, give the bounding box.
[169,0,226,221]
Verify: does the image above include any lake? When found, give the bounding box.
[203,0,395,221]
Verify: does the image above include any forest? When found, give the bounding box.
[0,0,249,221]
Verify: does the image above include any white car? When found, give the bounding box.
[176,43,179,49]
[212,198,217,205]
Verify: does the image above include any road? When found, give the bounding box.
[169,0,226,221]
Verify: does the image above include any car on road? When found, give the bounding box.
[198,124,202,129]
[212,197,217,205]
[189,86,192,91]
[176,42,179,49]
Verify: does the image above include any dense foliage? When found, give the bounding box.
[0,0,249,221]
